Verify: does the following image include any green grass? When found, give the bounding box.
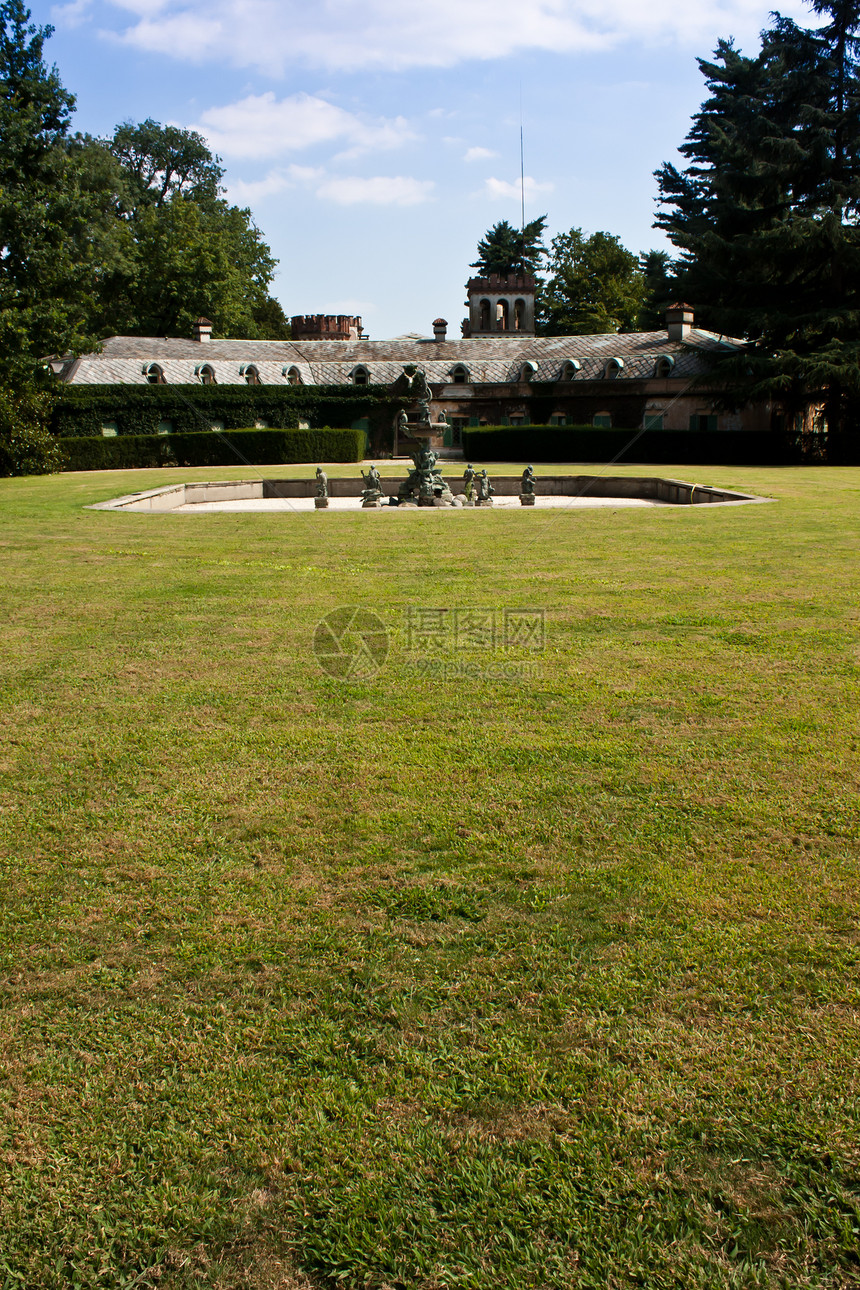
[1,462,859,1289]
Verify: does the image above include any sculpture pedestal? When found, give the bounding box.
[314,497,329,509]
[519,494,536,506]
[476,499,494,508]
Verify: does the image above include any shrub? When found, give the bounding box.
[0,385,64,477]
[60,427,366,472]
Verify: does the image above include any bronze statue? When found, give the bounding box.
[363,464,383,493]
[477,469,495,504]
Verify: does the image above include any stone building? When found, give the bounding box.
[52,276,771,449]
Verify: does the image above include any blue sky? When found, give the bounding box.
[34,0,817,338]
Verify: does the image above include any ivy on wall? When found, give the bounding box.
[51,385,396,439]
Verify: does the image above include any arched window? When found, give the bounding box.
[561,360,581,381]
[604,358,624,380]
[514,299,526,331]
[593,411,612,428]
[450,364,470,385]
[283,365,303,386]
[196,363,216,386]
[496,299,509,331]
[142,362,165,385]
[351,365,370,386]
[654,355,675,379]
[519,361,537,382]
[241,364,261,385]
[479,299,491,331]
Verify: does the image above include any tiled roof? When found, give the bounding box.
[57,329,739,386]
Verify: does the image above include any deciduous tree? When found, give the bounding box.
[0,0,99,384]
[537,228,645,335]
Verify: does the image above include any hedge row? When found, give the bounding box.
[61,427,365,472]
[51,384,391,438]
[462,426,860,465]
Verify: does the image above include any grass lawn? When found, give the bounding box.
[0,462,858,1289]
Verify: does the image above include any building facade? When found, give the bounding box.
[52,277,771,448]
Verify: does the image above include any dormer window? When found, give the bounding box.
[604,358,624,380]
[241,364,261,385]
[142,362,165,385]
[450,364,470,385]
[561,360,581,381]
[519,361,537,383]
[195,363,216,385]
[351,365,370,386]
[654,355,675,379]
[283,366,303,386]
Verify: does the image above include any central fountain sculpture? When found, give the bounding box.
[398,442,457,506]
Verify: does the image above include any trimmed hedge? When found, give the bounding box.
[61,427,365,472]
[461,425,849,465]
[51,384,393,438]
[827,433,860,464]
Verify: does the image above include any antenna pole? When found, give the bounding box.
[519,86,525,239]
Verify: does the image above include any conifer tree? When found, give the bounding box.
[656,3,860,432]
[471,217,547,276]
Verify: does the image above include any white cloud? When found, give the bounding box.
[464,146,499,162]
[226,164,431,207]
[483,176,554,200]
[51,0,93,26]
[226,164,325,204]
[105,0,818,74]
[315,176,435,206]
[192,92,413,161]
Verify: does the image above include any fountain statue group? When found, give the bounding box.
[313,459,538,509]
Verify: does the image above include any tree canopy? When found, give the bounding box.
[655,0,860,430]
[1,5,288,385]
[0,0,97,386]
[471,217,547,276]
[109,118,224,210]
[537,228,645,335]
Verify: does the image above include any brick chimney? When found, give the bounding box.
[666,303,694,342]
[193,317,213,343]
[433,318,448,342]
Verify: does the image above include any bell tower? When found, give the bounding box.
[463,272,536,337]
